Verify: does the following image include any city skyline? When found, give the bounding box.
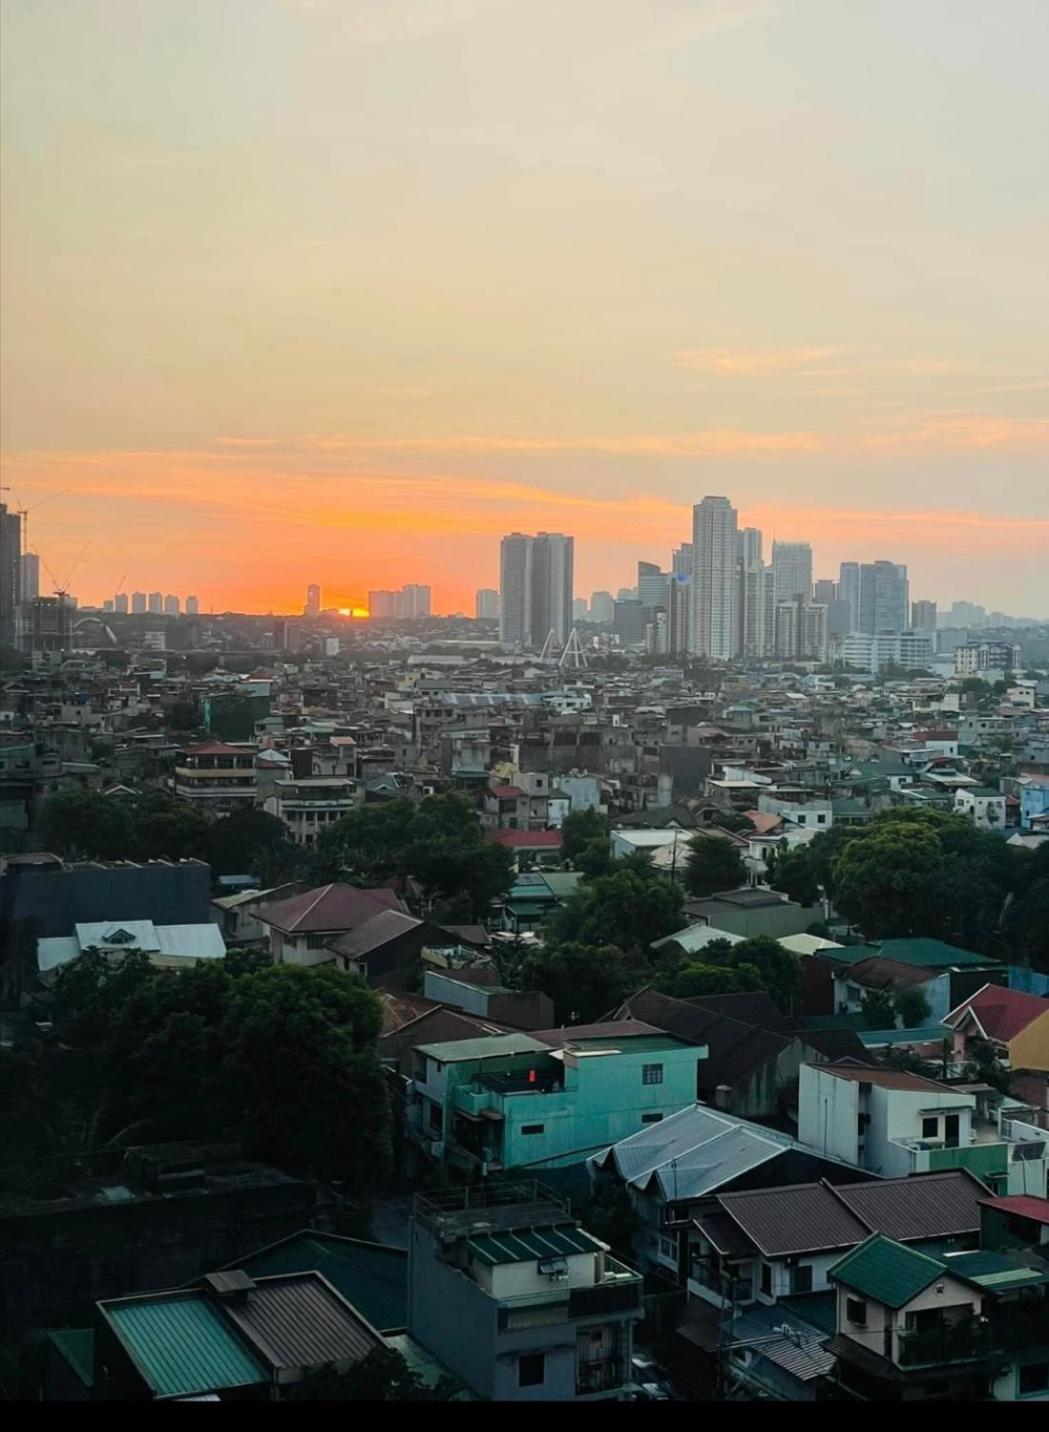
[2,1,1047,617]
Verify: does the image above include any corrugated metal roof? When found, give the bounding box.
[415,1032,547,1062]
[716,1183,870,1257]
[103,1295,267,1398]
[728,1304,836,1382]
[233,1234,407,1333]
[467,1224,603,1266]
[827,1236,945,1309]
[833,1171,987,1241]
[222,1274,384,1370]
[154,924,227,959]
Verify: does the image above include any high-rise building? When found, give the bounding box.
[164,594,180,615]
[736,527,764,655]
[613,599,647,645]
[741,563,776,658]
[776,598,827,662]
[306,584,321,618]
[114,593,129,614]
[813,578,837,605]
[403,584,431,617]
[499,533,533,646]
[911,599,938,631]
[637,561,668,614]
[103,599,114,612]
[690,496,738,660]
[20,551,40,603]
[838,562,861,632]
[368,590,401,619]
[0,503,21,647]
[858,561,908,633]
[572,597,589,621]
[589,591,615,625]
[531,533,573,648]
[186,595,199,615]
[148,592,163,614]
[771,541,813,603]
[131,592,147,614]
[18,596,71,655]
[475,588,500,620]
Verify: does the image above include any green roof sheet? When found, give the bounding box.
[467,1223,603,1266]
[827,1236,946,1309]
[940,1250,1049,1291]
[235,1234,407,1333]
[417,1032,547,1062]
[876,938,1002,969]
[45,1329,95,1387]
[103,1295,267,1399]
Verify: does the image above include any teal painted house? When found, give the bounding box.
[406,1023,707,1179]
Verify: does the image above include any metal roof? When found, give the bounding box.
[827,1236,946,1309]
[415,1031,548,1062]
[467,1224,603,1266]
[232,1233,407,1333]
[221,1273,385,1370]
[728,1304,836,1382]
[102,1294,268,1399]
[716,1182,870,1257]
[832,1171,988,1241]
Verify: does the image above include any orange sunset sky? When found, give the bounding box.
[2,1,1047,616]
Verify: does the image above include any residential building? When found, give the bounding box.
[486,827,563,870]
[114,592,129,613]
[186,595,199,615]
[690,496,739,660]
[16,595,72,655]
[954,784,1007,829]
[531,532,574,649]
[475,588,500,620]
[305,583,320,617]
[36,916,226,975]
[405,1024,706,1178]
[148,591,163,614]
[911,599,937,631]
[403,583,431,617]
[173,741,257,813]
[263,776,356,845]
[407,1183,643,1400]
[163,594,180,615]
[826,1232,1049,1402]
[131,591,147,614]
[589,590,615,624]
[500,532,534,646]
[20,550,40,603]
[771,541,812,603]
[838,562,860,631]
[0,503,21,647]
[253,882,407,966]
[944,984,1049,1076]
[857,561,909,634]
[813,578,836,605]
[954,641,1022,676]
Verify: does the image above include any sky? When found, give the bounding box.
[2,0,1047,616]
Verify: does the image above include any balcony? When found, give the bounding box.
[466,1069,564,1097]
[496,1259,642,1331]
[576,1357,626,1396]
[897,1321,988,1367]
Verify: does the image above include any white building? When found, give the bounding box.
[690,496,738,660]
[954,786,1007,830]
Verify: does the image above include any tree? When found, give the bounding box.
[683,834,746,898]
[519,941,648,1024]
[560,808,611,864]
[166,699,202,731]
[36,788,134,860]
[573,838,615,880]
[860,989,896,1029]
[893,985,932,1029]
[652,961,761,999]
[544,868,683,954]
[583,1175,640,1255]
[134,803,210,861]
[207,807,298,879]
[285,1348,460,1402]
[768,846,821,906]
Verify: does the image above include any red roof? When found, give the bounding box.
[947,984,1049,1043]
[978,1196,1049,1226]
[255,882,406,934]
[487,829,562,848]
[490,786,525,799]
[182,741,250,756]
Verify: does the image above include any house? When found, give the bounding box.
[326,911,460,987]
[422,969,554,1030]
[588,1102,877,1285]
[798,1063,1049,1195]
[800,937,1006,1020]
[492,870,584,934]
[263,776,356,846]
[486,828,563,870]
[482,771,552,831]
[954,785,1007,830]
[36,917,226,974]
[172,741,257,814]
[406,1025,706,1180]
[944,984,1049,1075]
[253,883,407,966]
[407,1182,643,1401]
[681,887,824,940]
[209,882,302,946]
[826,1232,1049,1401]
[94,1269,386,1400]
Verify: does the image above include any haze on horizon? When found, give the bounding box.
[2,0,1047,617]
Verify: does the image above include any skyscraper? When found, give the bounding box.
[21,551,40,602]
[813,578,836,605]
[838,562,861,632]
[771,541,813,603]
[0,504,21,648]
[164,594,180,615]
[499,532,533,646]
[114,593,129,614]
[531,532,574,648]
[186,595,199,615]
[737,526,764,656]
[306,584,321,618]
[403,584,431,617]
[690,497,738,660]
[131,592,147,614]
[858,561,909,633]
[148,592,163,614]
[911,599,937,631]
[637,561,668,614]
[589,591,615,625]
[475,588,500,620]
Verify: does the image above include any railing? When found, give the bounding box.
[469,1071,564,1095]
[896,1322,988,1367]
[576,1357,626,1395]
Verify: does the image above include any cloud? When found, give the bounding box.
[280,0,514,47]
[674,346,843,375]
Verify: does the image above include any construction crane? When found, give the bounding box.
[11,488,70,561]
[39,544,89,603]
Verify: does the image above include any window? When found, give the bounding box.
[522,1123,545,1136]
[922,1116,938,1138]
[846,1297,867,1326]
[791,1264,813,1295]
[642,1064,664,1086]
[1019,1364,1049,1396]
[642,1112,663,1124]
[760,1263,772,1297]
[518,1354,545,1388]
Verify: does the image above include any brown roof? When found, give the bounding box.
[618,989,792,1093]
[529,1020,666,1046]
[181,741,249,756]
[255,883,406,934]
[715,1182,870,1257]
[945,983,1049,1042]
[376,990,440,1034]
[816,1062,955,1094]
[832,1171,989,1241]
[327,910,423,959]
[220,1272,384,1370]
[744,810,784,835]
[840,956,935,990]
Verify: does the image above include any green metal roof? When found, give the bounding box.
[467,1223,603,1266]
[416,1032,547,1062]
[827,1236,946,1309]
[44,1329,95,1387]
[234,1234,407,1333]
[876,938,1002,969]
[940,1250,1049,1291]
[103,1295,268,1399]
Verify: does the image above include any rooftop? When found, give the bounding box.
[254,882,405,934]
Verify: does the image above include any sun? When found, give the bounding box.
[338,606,370,617]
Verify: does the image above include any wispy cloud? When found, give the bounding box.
[674,346,843,375]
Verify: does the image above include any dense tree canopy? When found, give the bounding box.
[206,806,299,880]
[35,788,210,863]
[683,833,747,897]
[652,935,802,1014]
[767,845,821,906]
[519,941,650,1024]
[560,808,612,864]
[543,867,683,952]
